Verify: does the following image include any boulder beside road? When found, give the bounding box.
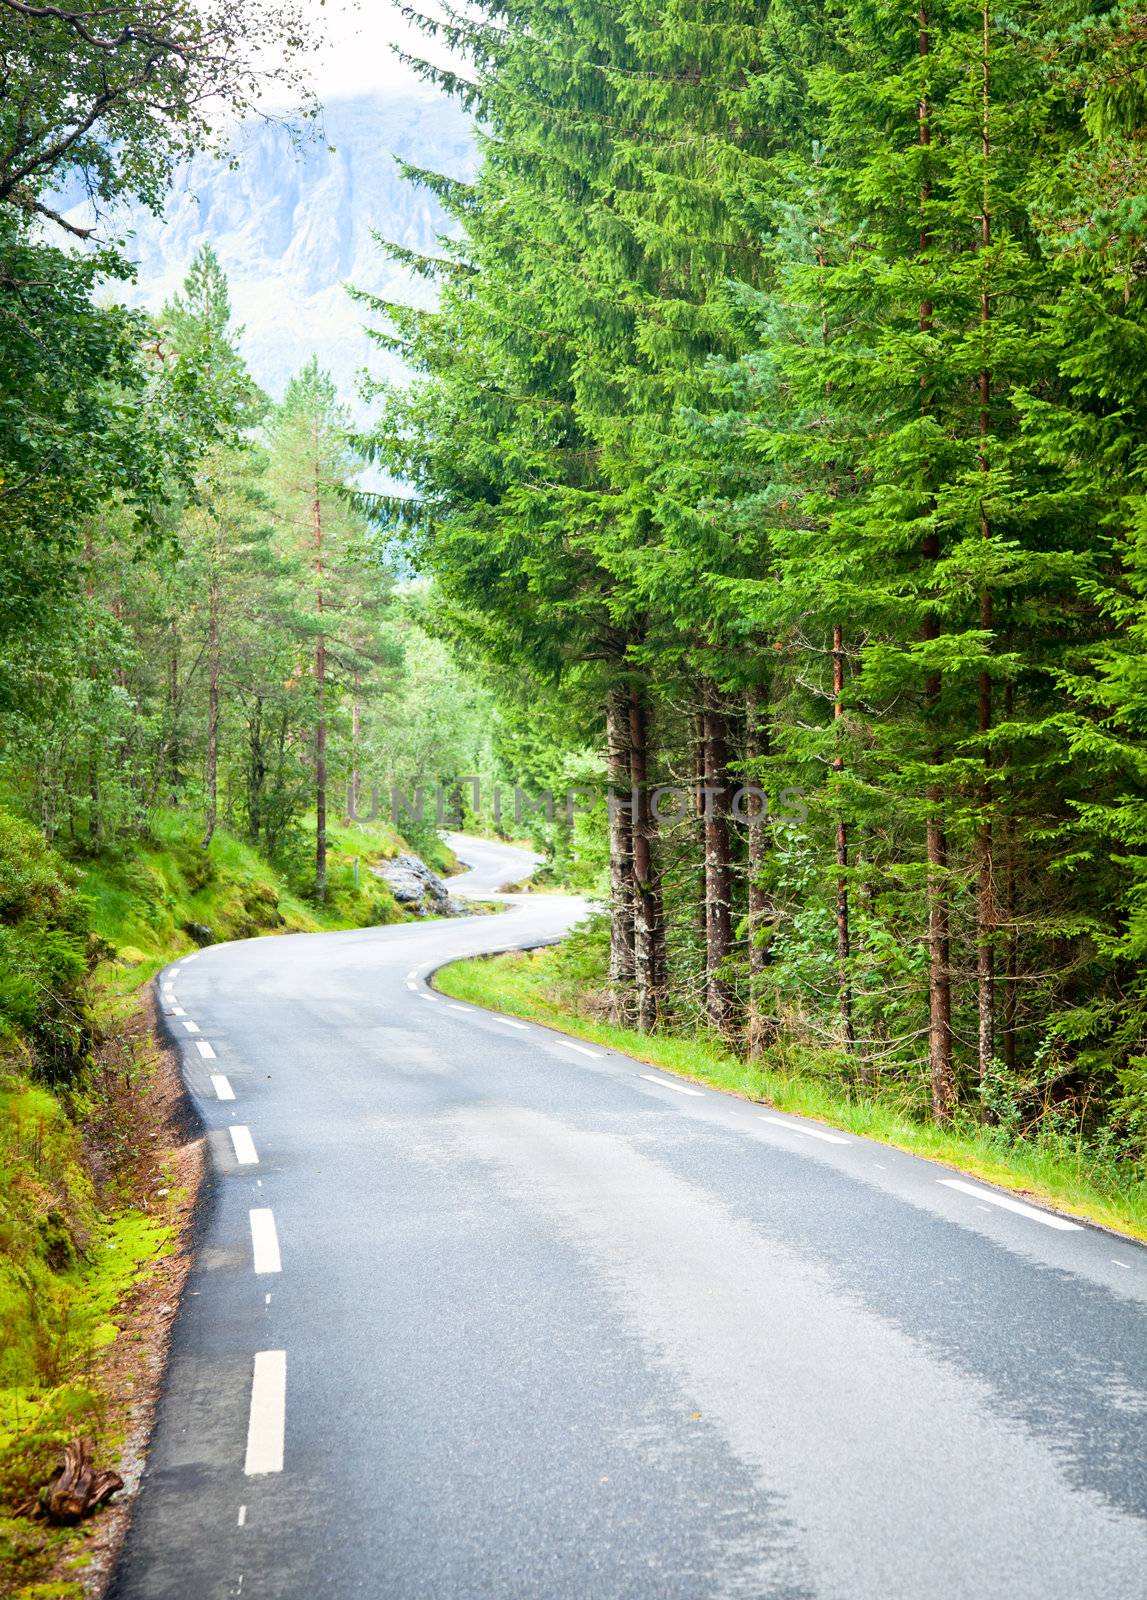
[370,853,465,917]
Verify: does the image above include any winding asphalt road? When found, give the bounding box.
[111,835,1147,1599]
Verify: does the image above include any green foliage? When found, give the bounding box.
[0,0,321,226]
[0,814,93,1086]
[361,0,1147,1156]
[77,808,409,981]
[0,242,487,917]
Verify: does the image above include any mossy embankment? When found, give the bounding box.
[80,810,421,989]
[0,806,431,1596]
[435,935,1147,1243]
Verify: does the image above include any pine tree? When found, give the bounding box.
[268,359,374,901]
[163,245,266,847]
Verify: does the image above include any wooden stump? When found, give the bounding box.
[38,1438,124,1524]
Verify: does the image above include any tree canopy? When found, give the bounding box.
[361,0,1147,1152]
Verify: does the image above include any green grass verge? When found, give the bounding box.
[435,948,1147,1243]
[80,809,411,997]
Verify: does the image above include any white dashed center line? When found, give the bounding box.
[249,1209,282,1274]
[405,981,417,991]
[244,1351,286,1475]
[230,1126,259,1166]
[237,1505,247,1528]
[937,1178,1082,1231]
[641,1073,703,1097]
[760,1115,850,1146]
[211,1074,234,1101]
[196,1039,216,1059]
[553,1040,603,1059]
[1112,1259,1131,1269]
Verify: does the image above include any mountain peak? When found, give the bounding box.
[119,90,475,409]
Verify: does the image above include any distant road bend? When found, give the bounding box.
[112,835,1147,1599]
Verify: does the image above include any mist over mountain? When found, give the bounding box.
[113,92,475,411]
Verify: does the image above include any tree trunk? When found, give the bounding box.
[703,685,735,1034]
[1002,685,1018,1072]
[977,631,995,1102]
[267,705,291,857]
[832,623,856,1058]
[34,1438,122,1525]
[350,676,361,822]
[606,687,636,1022]
[695,710,709,953]
[628,686,665,1031]
[976,0,996,1106]
[167,619,182,797]
[247,696,265,846]
[85,529,102,848]
[746,683,776,1058]
[920,8,956,1121]
[926,782,954,1122]
[313,489,327,902]
[88,760,102,849]
[201,574,220,850]
[924,569,955,1123]
[1003,825,1018,1072]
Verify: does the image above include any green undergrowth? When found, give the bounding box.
[0,1049,177,1598]
[80,809,414,995]
[435,946,1147,1243]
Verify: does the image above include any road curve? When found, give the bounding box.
[111,834,1147,1599]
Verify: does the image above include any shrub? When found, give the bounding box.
[0,814,94,1086]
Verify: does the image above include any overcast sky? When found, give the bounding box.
[299,0,456,101]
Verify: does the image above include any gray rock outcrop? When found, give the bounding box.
[371,853,464,917]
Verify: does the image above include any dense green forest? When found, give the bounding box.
[2,0,1145,1253]
[362,0,1147,1154]
[5,220,497,894]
